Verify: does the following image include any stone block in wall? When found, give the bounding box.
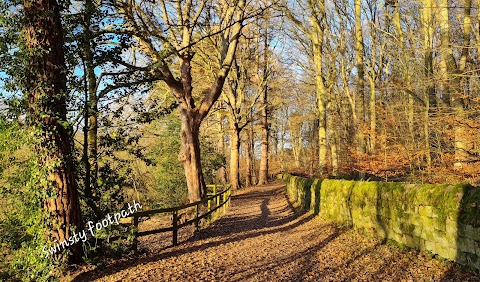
[458,237,477,254]
[280,174,480,272]
[419,206,434,217]
[420,216,446,235]
[382,230,402,243]
[424,240,439,253]
[403,234,422,249]
[459,224,480,241]
[465,252,480,271]
[436,233,452,248]
[436,246,458,261]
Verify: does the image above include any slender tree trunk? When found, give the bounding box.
[368,76,376,152]
[291,122,302,167]
[245,125,254,186]
[438,0,471,169]
[454,0,472,168]
[310,118,319,176]
[422,0,435,167]
[393,2,415,147]
[258,92,269,184]
[316,45,328,176]
[83,0,102,219]
[229,125,241,189]
[279,110,286,172]
[216,110,228,183]
[327,91,338,176]
[258,21,269,185]
[24,0,83,263]
[367,16,377,153]
[309,4,327,176]
[354,0,366,178]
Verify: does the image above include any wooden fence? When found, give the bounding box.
[116,184,231,251]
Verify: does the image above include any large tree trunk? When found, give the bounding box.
[179,108,206,203]
[229,125,242,190]
[24,0,83,263]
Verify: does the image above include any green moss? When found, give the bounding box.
[458,186,480,228]
[279,173,480,271]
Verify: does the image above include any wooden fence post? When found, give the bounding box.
[222,191,226,214]
[228,187,231,208]
[133,215,139,252]
[172,210,178,246]
[194,204,199,232]
[215,194,219,219]
[207,199,211,225]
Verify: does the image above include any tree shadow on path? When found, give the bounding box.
[72,183,317,281]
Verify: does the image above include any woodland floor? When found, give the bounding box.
[70,182,480,282]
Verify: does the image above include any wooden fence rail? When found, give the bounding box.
[113,184,231,251]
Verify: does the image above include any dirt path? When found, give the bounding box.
[72,183,480,281]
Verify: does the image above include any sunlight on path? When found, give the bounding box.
[73,183,480,282]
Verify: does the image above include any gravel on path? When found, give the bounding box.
[71,183,480,282]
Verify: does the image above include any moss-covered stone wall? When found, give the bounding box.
[278,174,480,272]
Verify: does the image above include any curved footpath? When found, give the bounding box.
[72,183,480,281]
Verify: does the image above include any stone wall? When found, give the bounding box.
[278,174,480,272]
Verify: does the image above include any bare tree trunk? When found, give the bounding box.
[245,125,254,186]
[438,0,471,169]
[83,0,102,219]
[422,0,436,167]
[216,110,228,183]
[258,92,269,185]
[454,0,473,168]
[327,91,338,176]
[309,2,327,176]
[24,0,83,263]
[392,1,415,146]
[179,108,206,202]
[258,20,269,185]
[354,0,366,178]
[229,125,242,189]
[309,118,319,176]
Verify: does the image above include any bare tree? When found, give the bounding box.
[112,0,248,202]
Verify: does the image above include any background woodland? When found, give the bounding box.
[1,0,480,280]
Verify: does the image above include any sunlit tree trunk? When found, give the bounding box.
[421,0,436,167]
[258,20,270,185]
[354,0,366,177]
[24,0,83,263]
[438,0,471,169]
[392,1,414,145]
[216,110,228,183]
[229,123,242,190]
[327,90,338,176]
[454,0,473,168]
[245,125,254,187]
[313,29,327,176]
